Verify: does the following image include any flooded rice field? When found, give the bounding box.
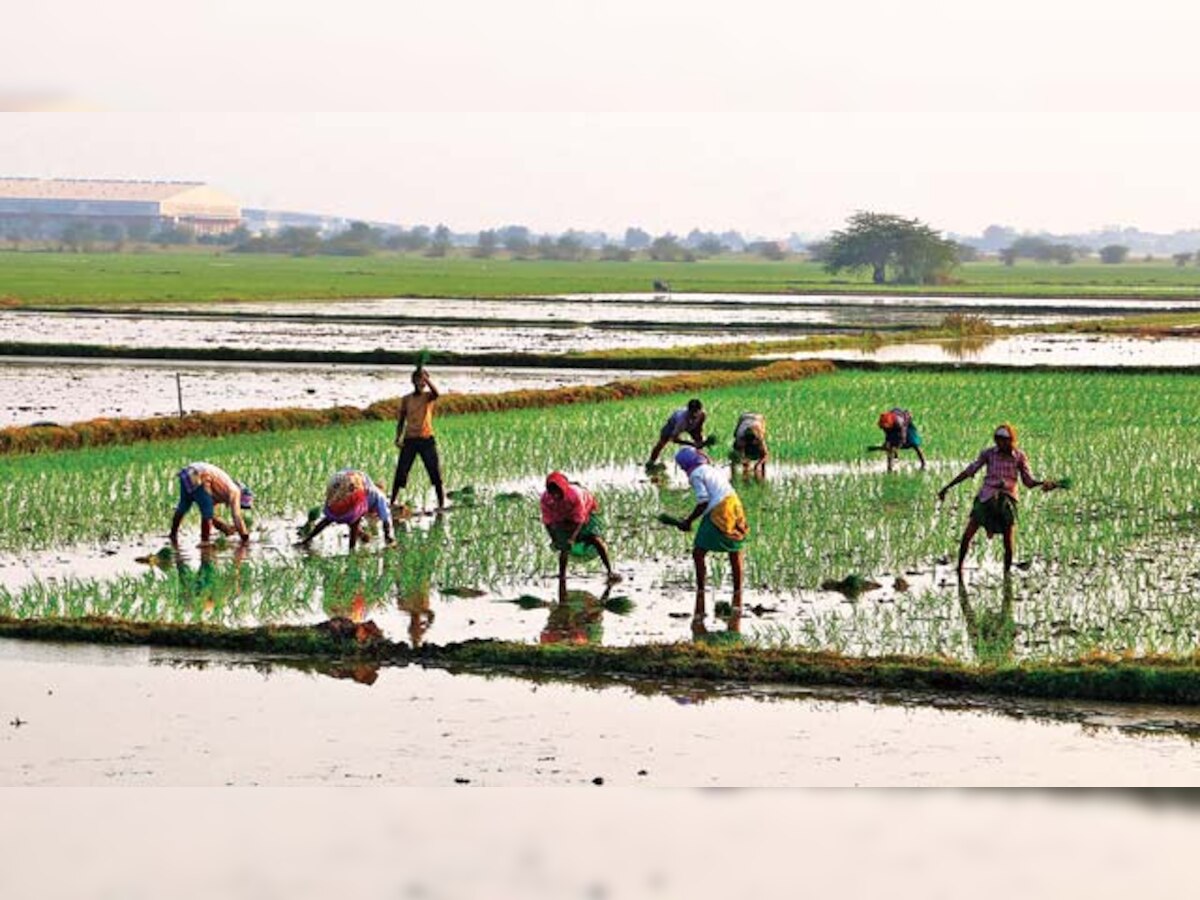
[0,309,787,355]
[0,357,667,427]
[773,333,1200,368]
[169,291,1200,324]
[6,456,1200,666]
[0,309,786,354]
[4,638,1200,785]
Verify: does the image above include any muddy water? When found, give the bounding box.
[770,334,1200,367]
[3,639,1200,785]
[170,292,1200,321]
[0,310,805,355]
[0,357,672,427]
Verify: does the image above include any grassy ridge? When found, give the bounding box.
[5,251,1200,304]
[4,615,1200,706]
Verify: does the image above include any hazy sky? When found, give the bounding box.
[4,1,1200,236]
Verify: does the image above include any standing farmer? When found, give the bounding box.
[672,447,749,619]
[540,471,620,585]
[937,424,1057,574]
[877,408,927,472]
[648,398,706,465]
[731,411,769,477]
[391,367,446,511]
[169,461,252,545]
[300,469,395,550]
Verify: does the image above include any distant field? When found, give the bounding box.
[3,250,1200,304]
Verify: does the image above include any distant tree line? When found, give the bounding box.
[226,222,793,261]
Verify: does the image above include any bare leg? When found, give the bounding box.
[914,446,927,469]
[692,548,707,618]
[299,516,333,547]
[200,517,213,544]
[586,536,620,583]
[730,550,744,607]
[957,518,982,574]
[886,447,896,473]
[348,520,362,550]
[1002,525,1015,573]
[557,550,569,585]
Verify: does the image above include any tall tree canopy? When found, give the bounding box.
[823,212,958,284]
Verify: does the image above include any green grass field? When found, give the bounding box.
[4,250,1200,304]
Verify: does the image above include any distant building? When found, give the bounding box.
[241,208,350,237]
[0,178,243,238]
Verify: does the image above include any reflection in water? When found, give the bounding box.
[958,574,1016,665]
[173,543,248,614]
[691,605,743,645]
[940,333,999,360]
[395,515,445,649]
[541,585,610,645]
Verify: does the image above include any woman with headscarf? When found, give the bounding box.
[671,447,750,618]
[937,424,1058,574]
[542,475,624,588]
[876,408,926,472]
[299,468,395,550]
[540,471,620,585]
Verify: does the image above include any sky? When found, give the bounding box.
[4,1,1200,237]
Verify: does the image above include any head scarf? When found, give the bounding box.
[675,447,707,475]
[540,471,595,526]
[994,423,1018,446]
[878,411,897,430]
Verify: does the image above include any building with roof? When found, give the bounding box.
[0,178,243,238]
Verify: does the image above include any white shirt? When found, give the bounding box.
[689,464,733,514]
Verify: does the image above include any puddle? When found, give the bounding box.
[0,357,673,427]
[767,333,1200,368]
[4,638,1200,785]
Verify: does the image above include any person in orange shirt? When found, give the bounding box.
[390,367,446,510]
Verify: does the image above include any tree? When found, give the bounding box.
[554,232,587,261]
[648,233,690,262]
[823,212,957,284]
[1173,252,1194,267]
[475,229,498,258]
[325,221,382,256]
[746,240,785,261]
[599,243,632,261]
[624,227,651,251]
[498,225,532,255]
[1099,244,1129,264]
[426,224,452,257]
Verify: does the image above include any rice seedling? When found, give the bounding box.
[4,366,1200,666]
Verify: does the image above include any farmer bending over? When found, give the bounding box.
[170,461,252,545]
[540,471,620,585]
[877,408,926,472]
[732,411,769,477]
[301,469,395,550]
[391,367,446,511]
[673,447,749,620]
[937,424,1057,574]
[649,398,706,464]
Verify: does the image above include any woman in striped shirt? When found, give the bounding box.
[937,424,1058,575]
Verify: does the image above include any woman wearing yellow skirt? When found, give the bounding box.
[672,447,750,620]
